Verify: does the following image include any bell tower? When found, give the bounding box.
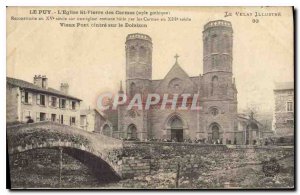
[203,20,233,74]
[125,33,152,98]
[202,20,236,99]
[200,20,238,145]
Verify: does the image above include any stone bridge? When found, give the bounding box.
[7,121,124,182]
[7,122,294,188]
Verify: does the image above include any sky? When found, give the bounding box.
[7,7,294,112]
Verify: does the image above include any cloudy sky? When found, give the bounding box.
[7,7,293,112]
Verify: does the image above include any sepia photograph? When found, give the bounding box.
[6,6,294,189]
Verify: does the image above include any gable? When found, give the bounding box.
[154,63,198,94]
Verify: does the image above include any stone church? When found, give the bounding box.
[105,20,266,145]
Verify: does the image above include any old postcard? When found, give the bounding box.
[6,6,294,189]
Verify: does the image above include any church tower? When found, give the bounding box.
[125,33,152,98]
[118,33,152,141]
[202,20,236,99]
[199,20,238,144]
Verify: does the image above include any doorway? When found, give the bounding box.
[127,124,137,140]
[212,125,220,142]
[171,129,183,142]
[170,116,184,142]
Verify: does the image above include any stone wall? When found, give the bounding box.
[121,157,151,179]
[274,90,294,136]
[120,142,294,188]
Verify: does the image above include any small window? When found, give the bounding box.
[40,112,46,121]
[22,91,32,104]
[50,96,57,107]
[287,102,293,112]
[24,92,29,103]
[60,99,66,109]
[211,34,218,53]
[210,107,219,116]
[71,101,76,110]
[40,94,46,106]
[60,115,64,124]
[51,114,56,122]
[70,117,76,126]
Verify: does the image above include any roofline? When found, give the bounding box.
[7,81,82,101]
[154,63,193,91]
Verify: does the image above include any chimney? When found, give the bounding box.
[60,83,69,94]
[34,75,48,89]
[119,80,124,94]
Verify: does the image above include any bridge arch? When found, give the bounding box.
[9,146,121,185]
[7,122,123,179]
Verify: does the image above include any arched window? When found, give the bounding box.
[211,34,218,53]
[130,82,136,97]
[204,37,209,55]
[129,46,136,61]
[211,76,218,95]
[170,116,183,129]
[212,55,219,66]
[139,46,147,62]
[210,107,219,116]
[102,124,111,136]
[127,124,137,139]
[224,35,230,53]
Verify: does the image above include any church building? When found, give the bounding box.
[106,20,264,145]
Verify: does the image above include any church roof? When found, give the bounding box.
[168,63,191,79]
[153,62,197,92]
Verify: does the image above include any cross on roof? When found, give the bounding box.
[174,54,179,64]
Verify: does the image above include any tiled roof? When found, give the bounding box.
[274,82,294,91]
[7,77,81,101]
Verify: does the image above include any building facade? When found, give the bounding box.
[105,20,262,145]
[273,82,294,136]
[6,75,81,127]
[80,108,113,134]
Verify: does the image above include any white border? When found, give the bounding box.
[1,0,298,194]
